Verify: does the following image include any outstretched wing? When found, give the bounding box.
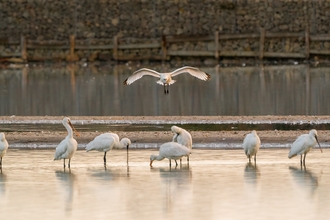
[170,66,211,81]
[123,68,161,85]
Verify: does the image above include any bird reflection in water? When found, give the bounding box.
[244,162,260,187]
[289,164,322,197]
[0,172,7,196]
[151,165,192,214]
[55,169,77,216]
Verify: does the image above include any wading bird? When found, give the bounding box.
[288,129,322,165]
[54,117,80,168]
[123,66,211,94]
[0,133,9,169]
[86,133,131,166]
[243,130,261,163]
[150,142,191,167]
[171,125,192,163]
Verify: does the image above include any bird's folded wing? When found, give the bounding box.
[124,68,161,85]
[171,66,211,81]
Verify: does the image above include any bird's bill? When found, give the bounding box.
[69,121,81,137]
[316,136,323,153]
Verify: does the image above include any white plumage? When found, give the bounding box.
[0,133,9,169]
[54,117,80,168]
[123,66,211,94]
[243,130,261,163]
[86,132,131,165]
[288,129,322,165]
[171,125,192,163]
[150,142,191,167]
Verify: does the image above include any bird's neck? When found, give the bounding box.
[64,123,73,138]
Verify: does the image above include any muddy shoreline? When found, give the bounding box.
[1,116,330,146]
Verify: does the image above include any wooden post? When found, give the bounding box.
[21,35,27,61]
[161,35,167,61]
[259,27,265,60]
[305,26,310,59]
[215,31,219,60]
[70,35,75,57]
[113,36,118,60]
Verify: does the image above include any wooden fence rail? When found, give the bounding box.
[1,27,330,62]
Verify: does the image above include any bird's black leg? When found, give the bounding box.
[127,145,129,166]
[175,160,178,167]
[169,159,172,167]
[254,155,257,163]
[0,157,2,168]
[300,155,303,165]
[68,159,71,168]
[248,156,251,163]
[63,159,66,168]
[303,154,307,165]
[103,152,107,166]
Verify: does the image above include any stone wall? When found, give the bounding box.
[1,0,330,62]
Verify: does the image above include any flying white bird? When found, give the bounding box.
[123,66,211,94]
[288,129,322,165]
[54,117,80,168]
[243,130,261,163]
[0,133,9,169]
[171,125,192,163]
[150,142,191,167]
[86,133,131,166]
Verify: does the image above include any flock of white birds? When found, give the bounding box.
[0,67,323,168]
[0,117,323,169]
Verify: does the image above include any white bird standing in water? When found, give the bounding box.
[54,117,80,168]
[0,133,9,169]
[171,125,192,163]
[85,133,131,166]
[123,66,211,94]
[150,142,191,167]
[243,130,261,163]
[288,129,322,165]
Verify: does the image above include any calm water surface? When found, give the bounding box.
[1,148,330,220]
[1,64,330,116]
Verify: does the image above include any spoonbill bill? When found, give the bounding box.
[123,66,211,94]
[0,133,9,169]
[243,130,261,163]
[150,142,191,167]
[54,117,80,168]
[86,133,131,166]
[171,125,192,163]
[288,129,322,165]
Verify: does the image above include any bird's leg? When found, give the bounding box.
[103,152,107,166]
[175,160,178,167]
[0,157,2,168]
[169,159,171,167]
[303,154,307,165]
[187,156,189,164]
[63,159,66,168]
[254,155,257,163]
[300,155,303,165]
[127,145,129,166]
[180,159,182,165]
[248,156,251,163]
[68,159,71,169]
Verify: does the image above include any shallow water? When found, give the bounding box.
[1,148,330,220]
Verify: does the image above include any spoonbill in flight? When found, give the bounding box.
[243,130,261,163]
[86,133,131,166]
[288,129,322,165]
[123,66,211,94]
[150,142,191,167]
[54,117,80,168]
